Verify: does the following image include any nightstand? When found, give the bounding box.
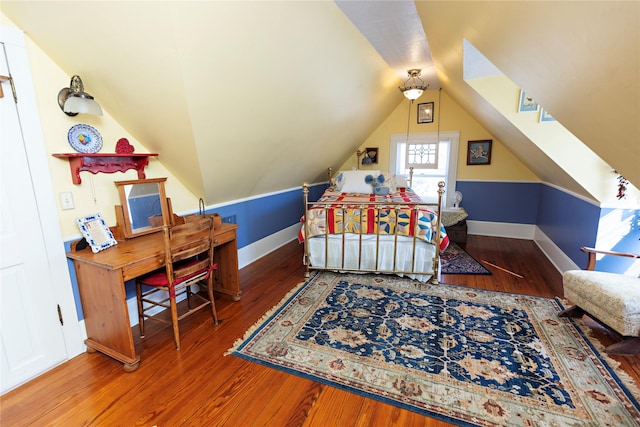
[442,208,468,244]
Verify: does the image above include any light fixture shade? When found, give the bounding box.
[58,75,103,116]
[400,88,425,101]
[63,95,103,116]
[399,69,428,101]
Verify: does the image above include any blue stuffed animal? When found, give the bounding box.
[365,174,390,195]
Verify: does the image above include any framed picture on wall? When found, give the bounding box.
[467,140,492,165]
[539,108,556,122]
[518,90,539,112]
[417,102,434,124]
[361,147,378,165]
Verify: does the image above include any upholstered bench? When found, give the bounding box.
[559,247,640,355]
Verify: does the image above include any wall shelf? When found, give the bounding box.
[53,153,158,184]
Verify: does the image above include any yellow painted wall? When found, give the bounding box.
[2,16,199,237]
[341,89,539,182]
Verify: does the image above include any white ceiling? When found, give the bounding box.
[335,0,440,90]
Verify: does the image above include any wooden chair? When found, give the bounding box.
[136,216,218,349]
[559,246,640,355]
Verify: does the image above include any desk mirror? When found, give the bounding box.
[115,178,169,238]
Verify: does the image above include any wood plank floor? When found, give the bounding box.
[2,235,639,426]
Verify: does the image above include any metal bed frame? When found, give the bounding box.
[301,168,445,284]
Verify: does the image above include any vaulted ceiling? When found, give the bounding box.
[2,1,638,205]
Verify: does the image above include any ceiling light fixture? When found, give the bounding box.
[399,69,428,101]
[57,75,103,116]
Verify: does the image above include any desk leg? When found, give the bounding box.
[74,262,141,372]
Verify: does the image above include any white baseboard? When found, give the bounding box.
[238,224,300,269]
[533,228,579,273]
[467,220,577,274]
[467,220,535,239]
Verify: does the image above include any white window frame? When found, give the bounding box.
[389,131,459,207]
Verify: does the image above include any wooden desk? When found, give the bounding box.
[67,223,240,371]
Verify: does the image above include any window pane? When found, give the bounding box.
[411,176,446,203]
[390,131,459,207]
[406,143,438,169]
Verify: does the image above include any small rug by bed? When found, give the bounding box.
[227,272,640,426]
[441,242,491,275]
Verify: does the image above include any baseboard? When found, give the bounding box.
[237,223,300,269]
[533,228,579,273]
[467,220,536,239]
[467,220,577,274]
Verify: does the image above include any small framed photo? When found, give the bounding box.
[539,108,556,122]
[518,90,539,112]
[417,102,434,124]
[361,147,378,165]
[75,213,118,253]
[467,140,492,165]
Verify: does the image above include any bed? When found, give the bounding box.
[299,169,449,283]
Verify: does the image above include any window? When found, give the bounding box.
[406,142,439,169]
[389,131,459,206]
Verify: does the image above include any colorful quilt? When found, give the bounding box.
[299,189,449,251]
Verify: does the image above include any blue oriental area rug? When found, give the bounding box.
[227,272,640,426]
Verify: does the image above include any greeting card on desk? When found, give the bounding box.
[75,213,118,253]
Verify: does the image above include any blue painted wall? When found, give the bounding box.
[457,181,600,266]
[456,181,639,269]
[537,185,600,267]
[207,189,303,249]
[455,181,539,224]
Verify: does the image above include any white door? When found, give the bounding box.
[1,27,82,394]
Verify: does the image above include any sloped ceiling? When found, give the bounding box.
[1,1,401,203]
[417,1,639,191]
[2,1,639,205]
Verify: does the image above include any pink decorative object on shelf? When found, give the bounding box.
[115,138,135,154]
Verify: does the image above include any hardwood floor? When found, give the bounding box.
[2,235,639,426]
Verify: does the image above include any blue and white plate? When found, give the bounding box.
[67,124,103,153]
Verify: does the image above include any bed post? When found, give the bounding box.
[429,181,445,284]
[302,182,311,278]
[409,166,414,188]
[327,167,333,187]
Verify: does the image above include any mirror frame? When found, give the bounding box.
[114,177,169,239]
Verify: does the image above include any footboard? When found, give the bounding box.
[301,181,446,284]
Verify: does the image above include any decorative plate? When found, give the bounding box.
[67,124,103,153]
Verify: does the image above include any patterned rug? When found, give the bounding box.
[441,242,491,275]
[227,272,640,426]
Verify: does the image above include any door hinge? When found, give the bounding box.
[0,75,17,103]
[57,304,64,326]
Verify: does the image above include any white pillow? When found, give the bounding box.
[337,170,380,194]
[390,175,409,190]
